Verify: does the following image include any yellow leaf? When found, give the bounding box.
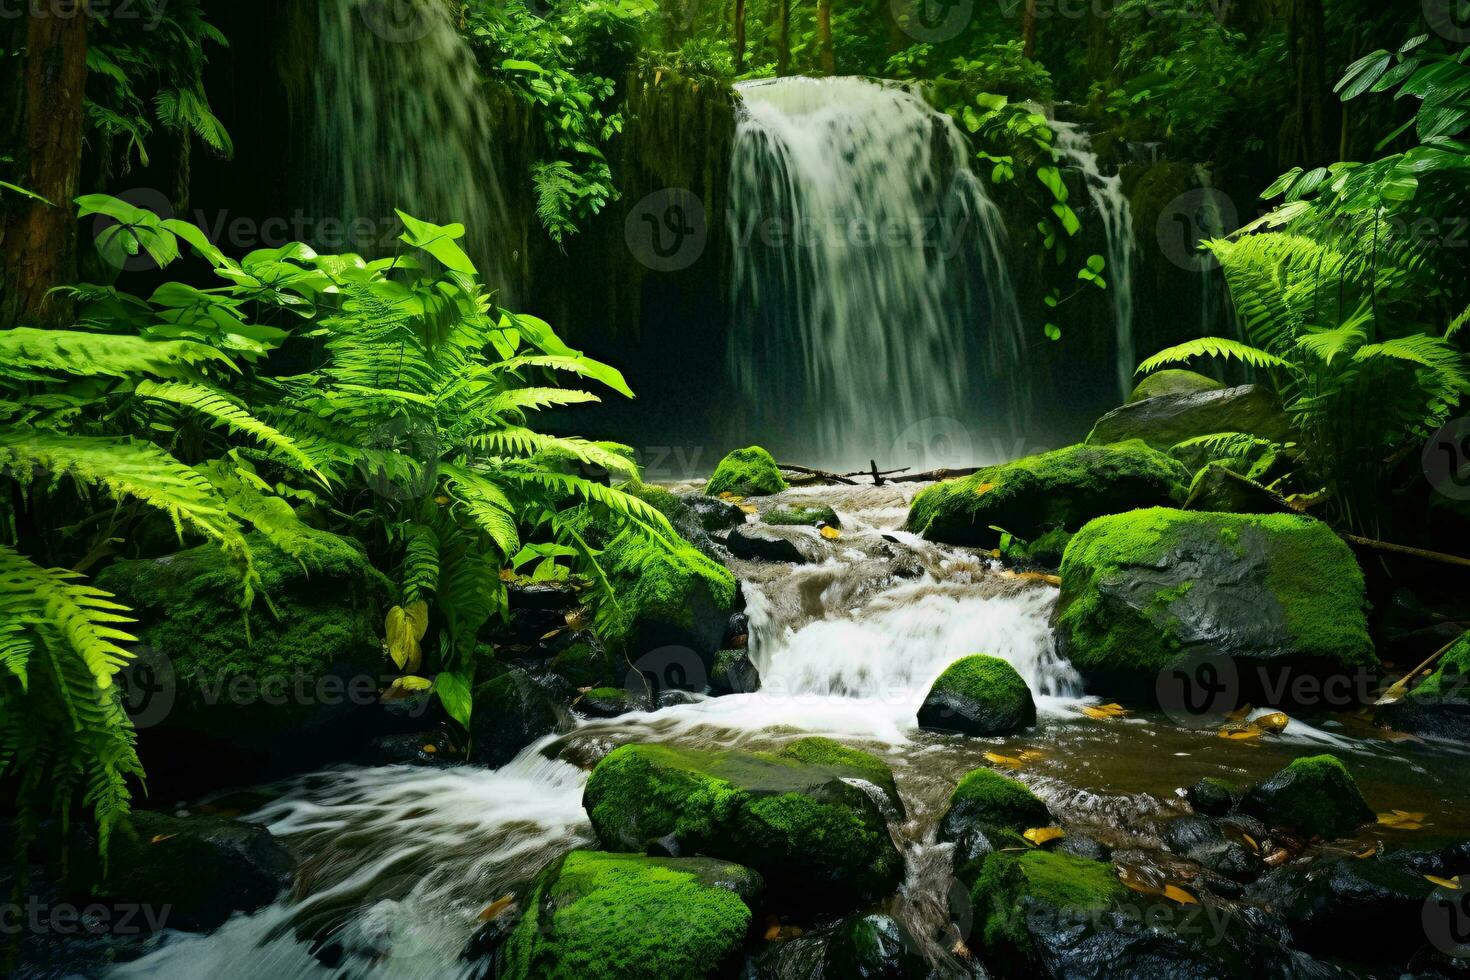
[1253,712,1290,733]
[1354,847,1377,859]
[1018,749,1047,762]
[1426,875,1462,889]
[1163,884,1199,905]
[1081,703,1127,720]
[1116,865,1163,896]
[739,503,759,514]
[1242,833,1260,853]
[1378,810,1428,829]
[479,896,514,921]
[820,525,842,540]
[974,482,996,496]
[1217,729,1263,740]
[422,744,437,754]
[718,491,743,502]
[1023,827,1065,846]
[540,628,565,641]
[984,751,1023,769]
[149,834,177,845]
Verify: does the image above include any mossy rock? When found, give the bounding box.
[1053,509,1375,694]
[577,686,649,718]
[468,668,564,767]
[582,741,903,909]
[550,641,617,689]
[1018,527,1073,568]
[748,913,926,979]
[710,647,761,695]
[1375,635,1470,740]
[940,768,1052,863]
[1128,369,1224,404]
[1183,463,1293,515]
[706,446,788,497]
[1088,384,1292,454]
[1239,754,1374,839]
[917,655,1036,737]
[907,441,1186,550]
[1185,777,1238,817]
[765,505,840,528]
[497,850,762,980]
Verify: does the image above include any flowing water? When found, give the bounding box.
[311,0,510,285]
[110,481,1470,979]
[726,78,1027,472]
[1051,119,1138,403]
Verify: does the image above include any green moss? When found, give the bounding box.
[705,446,788,497]
[765,505,839,528]
[583,742,902,907]
[1409,635,1470,700]
[919,655,1035,736]
[946,768,1051,833]
[907,441,1186,548]
[970,850,1125,968]
[1128,369,1224,404]
[1240,754,1374,839]
[1055,508,1374,677]
[500,851,758,980]
[1019,527,1073,566]
[586,687,627,700]
[598,526,737,643]
[777,736,901,811]
[550,642,617,688]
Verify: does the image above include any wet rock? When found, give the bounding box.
[710,648,761,695]
[918,655,1037,737]
[941,767,1052,864]
[1159,815,1262,883]
[582,741,903,910]
[1238,754,1374,840]
[1128,369,1224,404]
[1055,834,1112,863]
[1053,509,1375,698]
[682,493,748,533]
[576,686,649,718]
[490,851,763,979]
[468,668,565,767]
[907,441,1186,550]
[92,811,293,933]
[492,581,581,647]
[548,639,617,689]
[726,524,816,563]
[1184,777,1237,817]
[1376,634,1470,740]
[1183,464,1294,516]
[747,913,927,979]
[1088,383,1292,454]
[706,445,788,497]
[765,504,841,528]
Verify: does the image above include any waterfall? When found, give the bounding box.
[726,77,1026,472]
[1051,119,1137,402]
[311,0,509,285]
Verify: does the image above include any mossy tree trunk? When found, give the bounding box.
[816,0,834,75]
[0,3,88,328]
[733,0,747,72]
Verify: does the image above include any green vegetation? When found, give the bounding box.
[705,446,788,497]
[1239,754,1374,839]
[944,767,1051,833]
[968,849,1126,973]
[764,504,839,527]
[918,654,1036,737]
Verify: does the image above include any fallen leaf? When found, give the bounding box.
[1354,847,1377,859]
[1023,827,1065,846]
[1378,810,1428,830]
[820,525,842,540]
[975,482,996,496]
[718,491,743,503]
[984,751,1024,769]
[1426,875,1462,889]
[1163,884,1199,905]
[1217,729,1263,740]
[540,628,565,641]
[1254,712,1290,733]
[1242,833,1260,853]
[149,834,177,845]
[1081,703,1128,720]
[422,744,437,754]
[479,896,514,921]
[564,608,590,632]
[1116,865,1163,896]
[739,504,759,514]
[1264,848,1292,867]
[1018,749,1048,762]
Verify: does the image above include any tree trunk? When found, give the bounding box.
[1,3,87,328]
[1022,0,1039,59]
[733,0,747,72]
[1281,0,1333,167]
[816,0,835,75]
[778,0,791,75]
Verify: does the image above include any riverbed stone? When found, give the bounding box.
[1088,383,1292,454]
[582,740,903,909]
[1128,369,1225,404]
[495,850,762,980]
[1052,508,1375,694]
[1159,814,1263,883]
[940,767,1053,863]
[907,441,1186,550]
[705,445,788,497]
[710,647,761,695]
[1238,754,1374,839]
[1185,777,1238,817]
[765,504,840,528]
[917,655,1037,737]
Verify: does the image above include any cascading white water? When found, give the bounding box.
[312,0,509,285]
[1052,119,1138,402]
[726,77,1027,471]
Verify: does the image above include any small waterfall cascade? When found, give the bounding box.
[311,0,510,286]
[726,77,1026,471]
[1051,118,1138,402]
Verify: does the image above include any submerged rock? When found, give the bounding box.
[705,445,789,497]
[710,648,761,695]
[917,655,1037,737]
[1238,754,1374,840]
[940,767,1053,863]
[747,913,927,979]
[907,441,1186,550]
[1159,815,1263,883]
[1053,508,1375,695]
[1127,369,1224,404]
[493,851,762,980]
[1184,777,1238,818]
[1088,383,1292,454]
[582,740,903,909]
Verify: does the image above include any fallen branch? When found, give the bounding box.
[778,464,859,486]
[885,466,984,484]
[1341,533,1470,571]
[1377,630,1467,705]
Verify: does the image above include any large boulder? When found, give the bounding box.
[725,523,818,564]
[705,446,788,497]
[494,851,762,980]
[917,655,1037,737]
[1087,384,1292,453]
[940,767,1053,863]
[1127,369,1224,404]
[469,668,565,767]
[1238,754,1374,839]
[907,442,1186,550]
[1053,509,1375,695]
[582,740,903,909]
[1376,634,1470,740]
[94,534,395,798]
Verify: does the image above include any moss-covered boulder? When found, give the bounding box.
[765,504,840,528]
[577,686,649,718]
[1239,755,1374,839]
[907,441,1186,549]
[940,768,1052,862]
[706,446,788,497]
[496,851,762,980]
[1375,635,1470,740]
[1088,384,1292,453]
[582,741,903,909]
[1053,509,1374,694]
[917,655,1037,737]
[1128,369,1224,404]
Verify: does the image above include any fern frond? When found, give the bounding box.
[0,327,235,385]
[134,380,324,479]
[1137,337,1291,375]
[400,522,441,604]
[440,464,521,558]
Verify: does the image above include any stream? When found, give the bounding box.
[111,481,1470,979]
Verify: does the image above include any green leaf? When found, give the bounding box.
[395,210,478,276]
[435,669,474,728]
